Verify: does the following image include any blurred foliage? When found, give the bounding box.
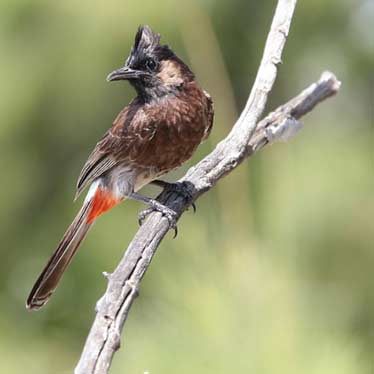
[0,0,372,373]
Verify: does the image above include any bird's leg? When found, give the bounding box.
[129,192,178,237]
[150,180,196,213]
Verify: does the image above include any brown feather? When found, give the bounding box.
[26,200,93,310]
[27,25,214,311]
[75,83,213,199]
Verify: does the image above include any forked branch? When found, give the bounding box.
[75,1,340,373]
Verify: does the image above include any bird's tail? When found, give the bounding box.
[26,185,121,310]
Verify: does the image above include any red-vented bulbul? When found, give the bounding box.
[26,25,214,310]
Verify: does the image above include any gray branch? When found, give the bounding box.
[75,1,340,373]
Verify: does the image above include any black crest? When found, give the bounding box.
[134,25,160,53]
[128,25,174,64]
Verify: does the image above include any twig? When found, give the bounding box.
[74,1,340,373]
[248,71,341,154]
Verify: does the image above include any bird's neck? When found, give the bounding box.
[133,79,193,104]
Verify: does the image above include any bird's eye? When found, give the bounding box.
[145,58,157,71]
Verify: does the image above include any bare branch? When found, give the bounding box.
[74,1,341,373]
[249,70,341,153]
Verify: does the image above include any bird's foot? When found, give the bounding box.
[151,180,196,212]
[138,199,178,238]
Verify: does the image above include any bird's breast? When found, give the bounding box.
[127,87,210,173]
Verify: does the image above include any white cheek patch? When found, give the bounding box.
[158,60,183,86]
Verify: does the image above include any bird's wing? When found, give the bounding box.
[75,99,157,199]
[75,131,120,200]
[75,106,132,199]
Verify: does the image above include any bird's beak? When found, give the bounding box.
[106,66,143,82]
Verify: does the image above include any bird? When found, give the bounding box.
[26,25,214,310]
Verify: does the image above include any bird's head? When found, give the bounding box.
[107,25,194,101]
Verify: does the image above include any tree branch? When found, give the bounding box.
[75,1,340,373]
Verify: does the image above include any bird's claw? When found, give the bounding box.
[171,182,196,213]
[138,202,178,238]
[152,180,196,213]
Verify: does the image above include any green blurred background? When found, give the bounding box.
[0,0,372,373]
